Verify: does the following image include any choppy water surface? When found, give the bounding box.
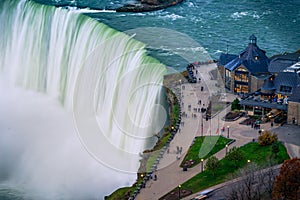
[34,0,300,70]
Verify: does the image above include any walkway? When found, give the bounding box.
[135,63,286,200]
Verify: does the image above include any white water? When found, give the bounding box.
[0,0,166,199]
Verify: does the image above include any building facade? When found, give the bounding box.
[218,35,300,125]
[218,34,270,94]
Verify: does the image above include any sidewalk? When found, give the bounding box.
[136,63,269,200]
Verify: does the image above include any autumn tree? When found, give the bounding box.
[226,146,244,168]
[258,131,278,146]
[272,158,300,200]
[205,156,220,176]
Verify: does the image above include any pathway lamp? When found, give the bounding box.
[178,184,181,199]
[225,144,228,155]
[227,125,230,138]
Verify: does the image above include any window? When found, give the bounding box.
[225,69,230,79]
[234,84,249,93]
[236,67,247,72]
[280,85,292,93]
[234,73,249,82]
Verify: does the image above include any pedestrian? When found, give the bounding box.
[271,122,273,127]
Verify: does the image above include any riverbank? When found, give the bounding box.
[116,0,184,12]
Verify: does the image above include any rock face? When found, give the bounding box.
[116,0,184,12]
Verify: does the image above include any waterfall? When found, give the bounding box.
[0,0,166,198]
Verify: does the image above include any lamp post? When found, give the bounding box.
[201,113,203,137]
[178,184,181,199]
[179,79,182,98]
[227,125,230,138]
[226,144,228,155]
[201,159,204,172]
[247,159,251,164]
[140,174,145,188]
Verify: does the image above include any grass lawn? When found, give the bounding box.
[180,136,233,168]
[105,187,131,200]
[180,142,289,194]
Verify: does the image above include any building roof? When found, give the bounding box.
[261,78,276,94]
[239,98,288,111]
[270,50,300,61]
[269,51,300,73]
[284,62,300,73]
[289,86,300,103]
[252,73,272,80]
[273,72,300,94]
[224,35,269,74]
[218,53,238,66]
[268,59,296,73]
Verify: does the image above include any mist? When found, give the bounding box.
[0,79,136,199]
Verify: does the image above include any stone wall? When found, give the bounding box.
[250,76,264,93]
[230,71,235,92]
[218,65,225,80]
[287,101,300,125]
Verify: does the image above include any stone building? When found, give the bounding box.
[288,86,300,125]
[218,35,300,126]
[218,35,270,94]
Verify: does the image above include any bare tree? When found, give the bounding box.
[224,161,279,200]
[261,160,278,198]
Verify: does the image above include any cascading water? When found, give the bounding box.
[0,0,166,199]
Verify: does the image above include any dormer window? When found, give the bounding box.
[255,56,259,61]
[280,85,292,93]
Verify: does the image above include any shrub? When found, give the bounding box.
[258,131,278,146]
[272,142,280,158]
[231,98,241,111]
[226,146,244,168]
[205,156,220,176]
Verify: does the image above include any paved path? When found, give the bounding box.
[135,63,295,200]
